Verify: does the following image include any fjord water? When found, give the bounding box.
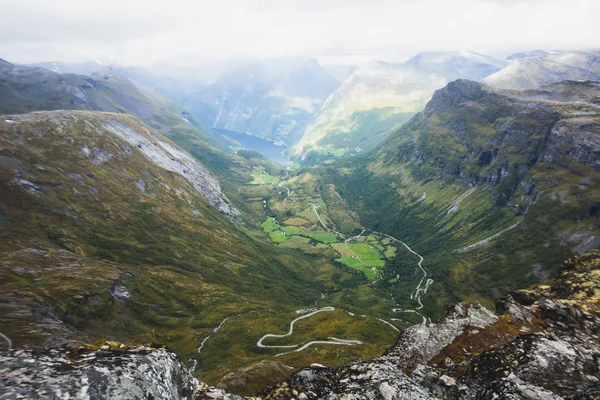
[216,128,289,165]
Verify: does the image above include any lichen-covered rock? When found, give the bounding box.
[384,302,498,368]
[421,249,600,400]
[0,345,198,399]
[467,335,600,398]
[195,382,246,400]
[261,358,431,400]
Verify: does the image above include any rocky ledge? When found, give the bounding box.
[0,344,198,399]
[2,250,599,399]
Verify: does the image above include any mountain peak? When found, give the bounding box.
[406,51,507,70]
[0,58,14,68]
[484,49,600,89]
[506,49,552,60]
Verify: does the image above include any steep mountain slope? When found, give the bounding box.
[294,52,506,161]
[318,79,600,313]
[484,49,600,89]
[0,110,333,379]
[26,60,105,75]
[0,59,245,182]
[0,110,411,393]
[180,58,340,144]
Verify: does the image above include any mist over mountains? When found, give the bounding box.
[23,48,599,165]
[1,29,600,399]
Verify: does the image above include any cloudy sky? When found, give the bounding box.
[0,0,598,67]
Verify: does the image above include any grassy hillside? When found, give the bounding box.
[294,52,506,161]
[0,111,407,394]
[315,80,600,316]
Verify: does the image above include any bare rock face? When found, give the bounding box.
[260,359,432,400]
[421,250,600,400]
[0,345,198,399]
[101,118,239,219]
[384,302,498,368]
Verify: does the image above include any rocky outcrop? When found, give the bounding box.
[413,250,600,399]
[260,360,431,400]
[0,344,198,399]
[384,302,498,368]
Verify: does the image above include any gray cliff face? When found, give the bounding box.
[100,118,239,219]
[383,302,498,368]
[0,346,198,400]
[2,111,239,220]
[389,79,600,218]
[419,79,600,174]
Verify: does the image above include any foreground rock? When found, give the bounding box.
[0,344,198,399]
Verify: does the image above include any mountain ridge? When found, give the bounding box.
[314,78,600,314]
[294,52,506,161]
[484,49,600,89]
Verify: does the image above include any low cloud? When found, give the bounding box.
[0,0,597,66]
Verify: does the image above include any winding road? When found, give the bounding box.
[256,307,363,357]
[312,204,433,325]
[253,186,432,360]
[274,337,363,357]
[257,307,336,349]
[371,230,433,313]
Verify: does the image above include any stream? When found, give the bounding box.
[313,204,433,324]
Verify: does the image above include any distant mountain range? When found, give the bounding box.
[26,60,105,76]
[178,58,341,145]
[19,49,600,169]
[485,49,600,89]
[293,52,507,161]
